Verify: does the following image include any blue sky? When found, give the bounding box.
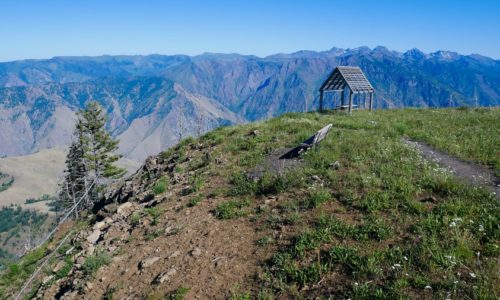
[0,0,499,61]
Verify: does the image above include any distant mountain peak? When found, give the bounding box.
[430,50,460,61]
[404,48,428,60]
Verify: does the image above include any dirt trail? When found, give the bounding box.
[405,139,500,197]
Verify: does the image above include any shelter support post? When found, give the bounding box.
[319,90,324,112]
[369,92,373,111]
[348,91,353,113]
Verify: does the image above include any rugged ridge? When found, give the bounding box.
[0,47,499,160]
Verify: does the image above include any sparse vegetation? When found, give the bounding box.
[54,256,74,279]
[0,173,14,193]
[83,250,111,276]
[130,211,142,227]
[187,194,203,207]
[145,207,164,225]
[166,286,190,300]
[214,199,251,219]
[24,194,54,204]
[301,188,331,209]
[152,177,168,195]
[0,244,48,297]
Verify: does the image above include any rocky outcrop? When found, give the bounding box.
[32,142,198,299]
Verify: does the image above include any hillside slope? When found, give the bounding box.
[0,148,141,211]
[1,108,499,299]
[0,47,499,160]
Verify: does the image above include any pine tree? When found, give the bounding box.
[58,134,88,217]
[58,101,124,217]
[78,101,125,182]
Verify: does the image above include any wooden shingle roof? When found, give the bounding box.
[320,66,374,93]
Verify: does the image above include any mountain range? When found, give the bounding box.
[0,46,499,160]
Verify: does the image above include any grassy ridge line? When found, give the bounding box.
[373,108,499,172]
[0,108,497,299]
[202,107,498,298]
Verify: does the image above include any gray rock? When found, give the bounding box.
[42,275,54,285]
[93,221,107,230]
[311,175,322,182]
[75,256,85,266]
[86,229,101,245]
[330,161,341,170]
[154,268,177,283]
[117,202,135,218]
[169,250,181,259]
[190,248,202,257]
[140,256,161,269]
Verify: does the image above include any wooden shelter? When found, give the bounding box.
[319,66,375,113]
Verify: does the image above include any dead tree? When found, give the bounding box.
[195,112,206,137]
[176,104,187,142]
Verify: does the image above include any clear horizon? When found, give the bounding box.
[1,0,499,62]
[0,46,496,64]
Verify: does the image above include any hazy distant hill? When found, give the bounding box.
[0,46,499,160]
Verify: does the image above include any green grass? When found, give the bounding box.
[2,108,497,299]
[301,189,331,209]
[145,207,164,225]
[187,194,203,207]
[54,256,74,279]
[82,251,111,276]
[371,108,499,172]
[166,286,190,300]
[203,108,499,298]
[214,199,251,219]
[152,177,168,195]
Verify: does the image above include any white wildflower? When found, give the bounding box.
[424,285,432,290]
[478,224,484,232]
[469,272,476,278]
[449,221,457,227]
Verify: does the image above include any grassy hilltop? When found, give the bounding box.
[1,107,499,299]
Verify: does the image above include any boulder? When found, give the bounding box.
[139,256,161,269]
[75,256,85,265]
[168,250,181,259]
[86,229,101,245]
[154,268,177,284]
[117,202,135,218]
[190,248,202,257]
[93,221,107,230]
[42,275,54,285]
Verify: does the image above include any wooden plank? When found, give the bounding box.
[280,124,333,159]
[311,124,333,145]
